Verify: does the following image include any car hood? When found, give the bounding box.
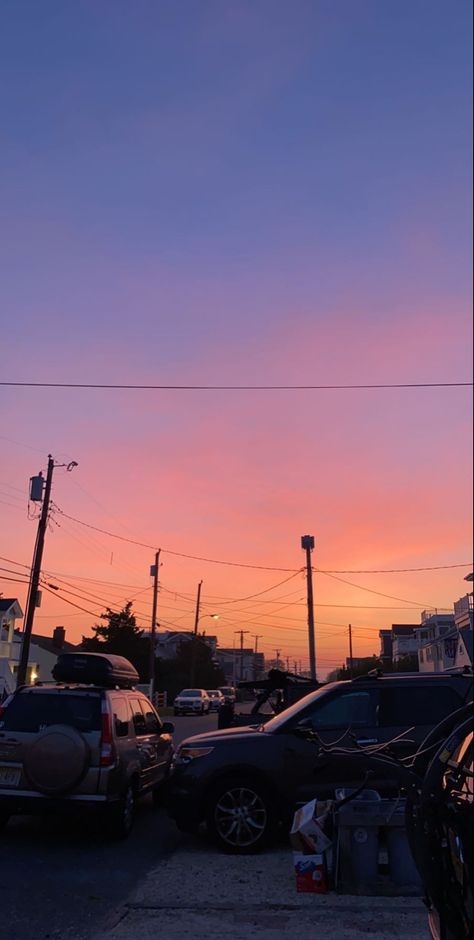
[179,724,265,747]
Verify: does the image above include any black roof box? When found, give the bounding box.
[53,652,139,689]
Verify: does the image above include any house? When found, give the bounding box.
[416,574,473,673]
[152,630,218,660]
[379,624,420,664]
[455,627,473,669]
[5,624,76,684]
[0,598,24,697]
[214,647,265,684]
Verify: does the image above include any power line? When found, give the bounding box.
[1,381,471,390]
[54,508,297,571]
[318,570,438,608]
[317,563,472,574]
[50,508,472,578]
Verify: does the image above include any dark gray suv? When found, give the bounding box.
[167,669,472,853]
[0,653,174,838]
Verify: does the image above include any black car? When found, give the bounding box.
[166,669,472,853]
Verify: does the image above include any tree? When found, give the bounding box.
[156,637,225,701]
[326,655,383,682]
[81,602,149,680]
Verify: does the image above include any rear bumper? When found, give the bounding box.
[0,788,111,815]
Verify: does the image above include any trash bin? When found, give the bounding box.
[384,802,421,887]
[335,790,382,889]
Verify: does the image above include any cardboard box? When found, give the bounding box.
[290,799,333,893]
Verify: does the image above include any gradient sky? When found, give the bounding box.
[0,1,472,677]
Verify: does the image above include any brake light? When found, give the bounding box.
[100,700,115,767]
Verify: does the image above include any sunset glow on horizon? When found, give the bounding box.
[1,1,472,677]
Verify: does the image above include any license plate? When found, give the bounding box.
[0,766,21,787]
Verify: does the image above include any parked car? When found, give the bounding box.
[206,690,224,712]
[173,689,211,716]
[218,686,236,705]
[167,669,472,853]
[0,652,174,839]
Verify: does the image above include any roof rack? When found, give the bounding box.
[353,667,472,681]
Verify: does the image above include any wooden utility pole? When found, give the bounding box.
[148,550,160,700]
[190,580,203,686]
[251,634,262,680]
[348,623,354,679]
[17,456,55,688]
[235,629,250,681]
[301,535,316,681]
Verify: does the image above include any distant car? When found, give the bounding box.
[218,687,236,705]
[0,652,174,839]
[206,690,224,712]
[174,689,211,716]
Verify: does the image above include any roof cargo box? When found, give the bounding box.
[53,652,139,689]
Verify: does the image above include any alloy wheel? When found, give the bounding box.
[214,786,267,848]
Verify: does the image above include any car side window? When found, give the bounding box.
[139,698,162,734]
[110,696,130,737]
[378,686,462,727]
[129,698,147,737]
[305,691,373,729]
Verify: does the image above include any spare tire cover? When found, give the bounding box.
[24,724,89,795]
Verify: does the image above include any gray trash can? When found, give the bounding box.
[336,790,382,888]
[385,802,421,887]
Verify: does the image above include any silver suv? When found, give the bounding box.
[0,653,174,838]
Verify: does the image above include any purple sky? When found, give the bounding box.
[0,1,472,674]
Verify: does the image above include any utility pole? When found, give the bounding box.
[235,629,250,682]
[301,535,317,682]
[251,634,262,680]
[190,580,203,686]
[148,551,160,700]
[274,648,281,669]
[294,660,298,675]
[286,656,290,672]
[348,623,354,679]
[17,455,79,687]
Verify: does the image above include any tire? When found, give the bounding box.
[107,784,136,840]
[0,811,10,831]
[206,777,276,854]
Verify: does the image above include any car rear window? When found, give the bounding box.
[0,691,102,733]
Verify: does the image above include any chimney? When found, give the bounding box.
[53,626,66,649]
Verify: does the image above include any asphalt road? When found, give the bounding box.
[0,713,218,940]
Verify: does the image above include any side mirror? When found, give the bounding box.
[161,721,174,735]
[115,719,129,738]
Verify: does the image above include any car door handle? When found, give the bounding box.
[356,738,378,745]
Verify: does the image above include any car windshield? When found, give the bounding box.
[262,683,340,732]
[179,690,201,697]
[0,690,102,733]
[219,688,233,695]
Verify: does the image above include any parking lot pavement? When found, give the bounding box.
[94,837,428,940]
[0,801,181,940]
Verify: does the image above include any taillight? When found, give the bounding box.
[100,699,115,767]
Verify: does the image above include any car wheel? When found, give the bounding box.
[0,811,10,831]
[108,784,136,840]
[206,777,275,854]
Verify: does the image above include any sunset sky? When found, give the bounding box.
[1,1,472,677]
